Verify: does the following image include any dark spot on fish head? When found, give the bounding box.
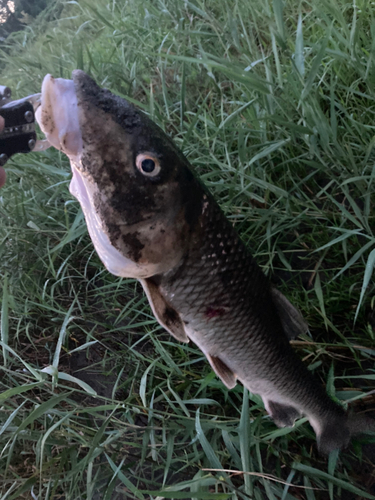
[121,232,145,262]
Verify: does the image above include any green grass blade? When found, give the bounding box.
[239,388,253,496]
[301,39,327,100]
[144,491,231,499]
[295,13,304,77]
[52,298,77,371]
[1,275,9,367]
[354,247,375,322]
[105,453,145,500]
[293,462,375,499]
[273,0,286,42]
[195,409,224,470]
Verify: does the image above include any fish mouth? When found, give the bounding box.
[35,74,83,157]
[35,74,89,222]
[35,74,88,211]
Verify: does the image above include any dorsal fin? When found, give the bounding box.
[140,278,189,343]
[271,287,308,340]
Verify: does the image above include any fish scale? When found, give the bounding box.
[34,69,375,454]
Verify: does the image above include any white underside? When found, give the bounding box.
[69,161,145,277]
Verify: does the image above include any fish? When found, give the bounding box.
[35,70,374,454]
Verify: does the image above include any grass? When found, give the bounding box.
[0,0,375,498]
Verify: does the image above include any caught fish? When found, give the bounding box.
[35,70,374,454]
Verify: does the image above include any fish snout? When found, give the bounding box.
[35,74,82,157]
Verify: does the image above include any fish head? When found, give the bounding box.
[36,70,203,278]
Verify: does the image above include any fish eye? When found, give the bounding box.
[136,154,161,177]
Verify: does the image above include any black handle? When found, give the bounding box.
[0,99,37,165]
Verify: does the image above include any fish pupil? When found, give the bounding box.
[141,159,155,173]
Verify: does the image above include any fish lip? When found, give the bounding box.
[35,74,83,157]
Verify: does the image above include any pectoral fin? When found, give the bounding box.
[140,278,189,343]
[207,354,237,389]
[271,287,308,340]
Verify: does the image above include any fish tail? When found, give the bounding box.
[316,412,375,455]
[316,415,351,455]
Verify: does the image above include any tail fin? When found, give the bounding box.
[316,418,351,455]
[317,413,375,455]
[348,413,375,438]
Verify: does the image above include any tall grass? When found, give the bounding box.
[0,0,375,498]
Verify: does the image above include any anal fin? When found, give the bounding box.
[140,278,188,343]
[207,354,237,389]
[265,400,301,428]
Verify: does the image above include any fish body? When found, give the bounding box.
[35,71,373,454]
